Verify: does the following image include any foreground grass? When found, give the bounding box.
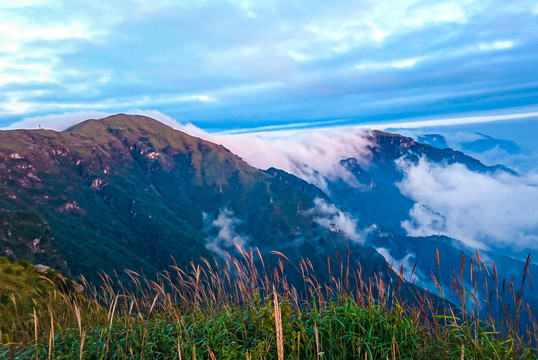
[0,250,536,359]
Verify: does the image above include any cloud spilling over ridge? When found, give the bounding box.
[397,157,538,251]
[204,208,250,258]
[304,198,364,243]
[201,128,374,192]
[105,112,377,192]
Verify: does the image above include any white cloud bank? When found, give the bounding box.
[201,127,375,193]
[397,157,538,251]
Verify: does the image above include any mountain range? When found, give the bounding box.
[1,114,536,308]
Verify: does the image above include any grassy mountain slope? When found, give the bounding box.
[2,253,535,359]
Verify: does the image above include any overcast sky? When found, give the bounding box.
[1,0,537,131]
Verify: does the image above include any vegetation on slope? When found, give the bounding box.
[0,249,536,359]
[0,257,87,346]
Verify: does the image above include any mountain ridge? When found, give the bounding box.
[1,113,533,312]
[1,114,386,284]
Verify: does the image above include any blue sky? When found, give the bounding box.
[1,0,538,131]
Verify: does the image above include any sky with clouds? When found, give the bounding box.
[1,0,538,131]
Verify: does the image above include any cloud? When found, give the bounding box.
[379,111,538,131]
[204,207,250,258]
[397,157,538,252]
[205,126,375,192]
[477,40,514,51]
[304,198,364,243]
[355,57,422,70]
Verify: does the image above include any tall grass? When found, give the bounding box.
[0,248,536,359]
